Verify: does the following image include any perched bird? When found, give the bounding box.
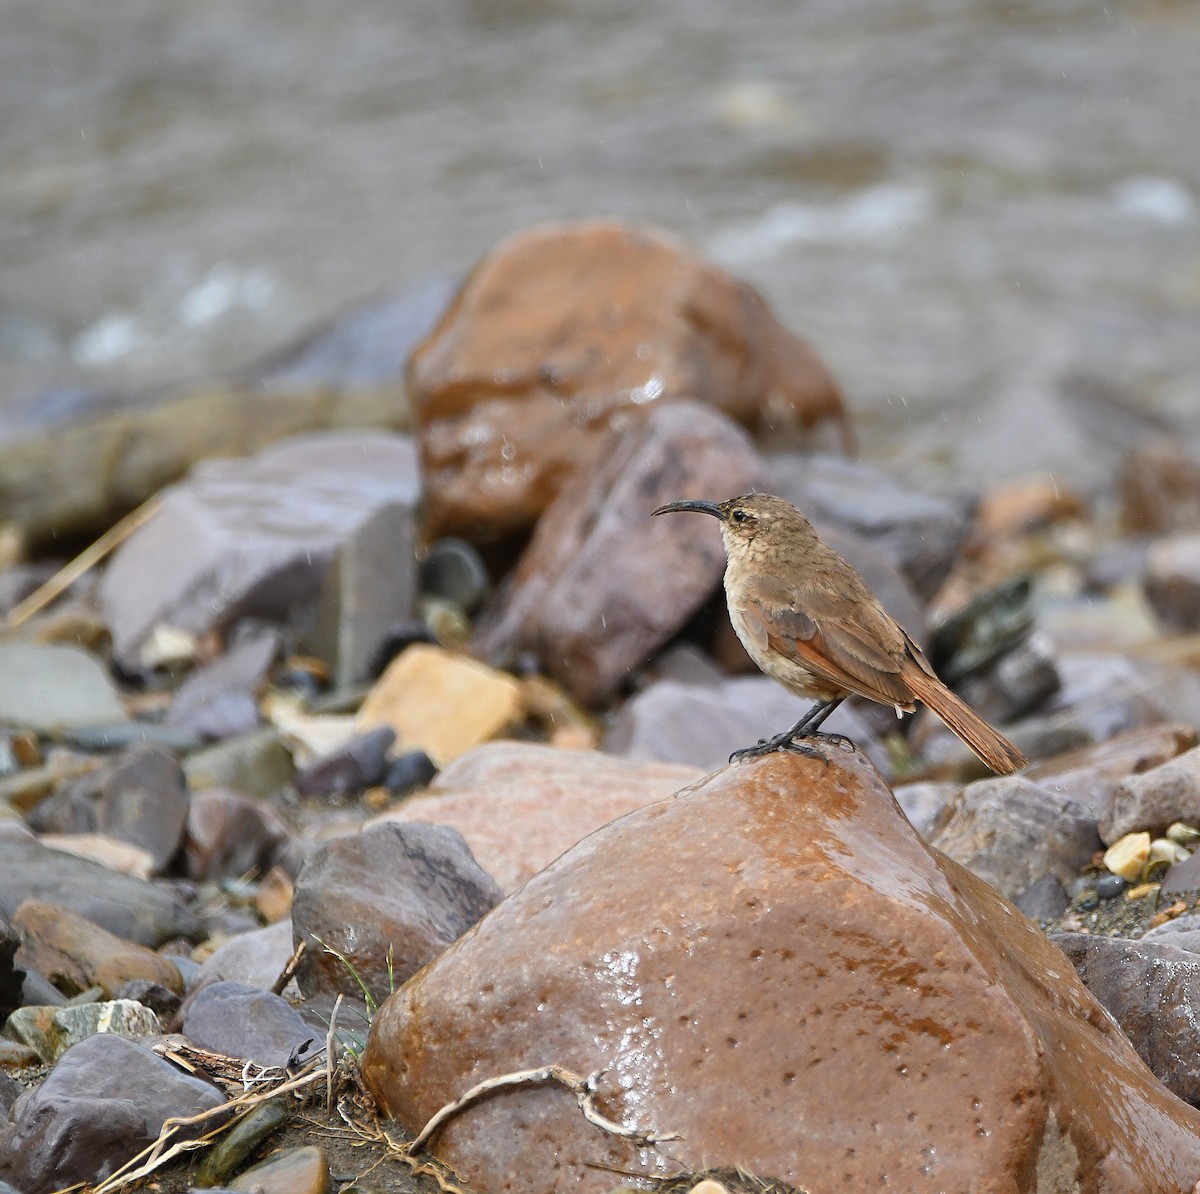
[653,493,1026,775]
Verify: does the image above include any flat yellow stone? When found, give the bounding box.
[357,644,524,767]
[1103,831,1150,882]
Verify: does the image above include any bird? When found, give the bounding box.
[652,493,1027,775]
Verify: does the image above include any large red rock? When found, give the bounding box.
[371,742,701,893]
[362,751,1200,1194]
[473,401,765,704]
[410,220,850,541]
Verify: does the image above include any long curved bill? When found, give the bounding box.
[652,499,725,520]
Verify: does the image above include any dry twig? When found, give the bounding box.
[409,1064,679,1156]
[6,494,163,631]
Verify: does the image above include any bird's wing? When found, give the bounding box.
[739,573,916,709]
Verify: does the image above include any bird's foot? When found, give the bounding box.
[730,730,857,765]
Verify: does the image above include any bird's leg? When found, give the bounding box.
[730,698,852,763]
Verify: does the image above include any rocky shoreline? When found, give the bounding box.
[2,222,1200,1193]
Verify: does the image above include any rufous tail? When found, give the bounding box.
[903,667,1027,775]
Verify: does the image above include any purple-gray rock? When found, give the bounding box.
[183,787,288,882]
[1161,851,1200,897]
[293,727,396,798]
[196,919,296,992]
[181,981,313,1071]
[0,1033,225,1193]
[766,452,969,601]
[384,750,438,796]
[604,674,887,775]
[0,643,129,732]
[116,979,182,1022]
[956,636,1060,726]
[1142,912,1200,953]
[930,776,1102,902]
[0,835,198,947]
[166,628,281,741]
[473,401,765,706]
[1100,746,1200,845]
[292,823,501,1004]
[1052,932,1200,1103]
[98,431,421,672]
[27,745,189,874]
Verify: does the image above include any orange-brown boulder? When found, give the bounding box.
[362,751,1200,1194]
[410,220,850,541]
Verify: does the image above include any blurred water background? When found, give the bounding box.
[2,0,1197,491]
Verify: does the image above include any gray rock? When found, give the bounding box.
[473,401,766,706]
[306,502,419,691]
[0,1033,225,1192]
[604,675,888,775]
[1053,933,1200,1103]
[1046,652,1165,743]
[196,919,296,992]
[183,728,294,801]
[931,776,1102,902]
[1023,722,1197,823]
[253,274,458,392]
[1144,533,1200,631]
[1100,746,1200,845]
[1015,874,1070,922]
[167,628,281,741]
[0,643,128,731]
[98,431,421,671]
[27,745,189,873]
[892,781,959,838]
[183,787,288,883]
[0,836,198,947]
[293,727,395,798]
[293,823,501,1004]
[1142,912,1200,953]
[181,981,313,1070]
[766,452,969,600]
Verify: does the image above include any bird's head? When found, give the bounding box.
[652,493,814,557]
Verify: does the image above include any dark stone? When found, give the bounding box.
[420,539,490,615]
[293,727,396,798]
[0,1033,225,1192]
[182,788,288,883]
[181,982,313,1071]
[293,822,501,1004]
[383,750,438,796]
[26,745,189,874]
[0,920,21,1023]
[1095,873,1127,901]
[0,836,199,947]
[116,979,182,1021]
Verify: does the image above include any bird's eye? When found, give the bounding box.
[730,509,748,524]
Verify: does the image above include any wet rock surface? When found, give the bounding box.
[363,751,1200,1194]
[474,400,765,705]
[1053,933,1200,1104]
[411,220,847,542]
[181,981,314,1071]
[292,823,502,1003]
[376,742,702,893]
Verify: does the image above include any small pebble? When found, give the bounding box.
[1103,832,1150,881]
[1167,822,1200,847]
[1125,881,1160,901]
[1095,873,1127,901]
[384,750,438,796]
